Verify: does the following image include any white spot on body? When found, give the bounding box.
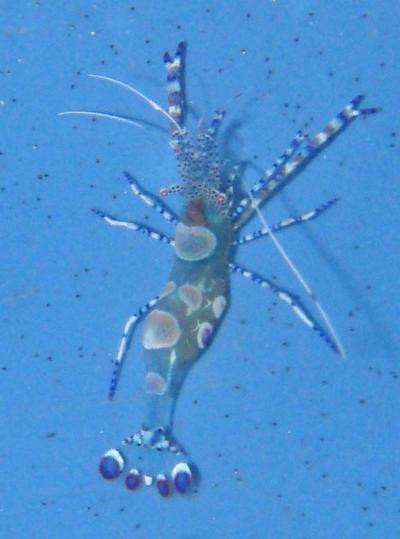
[197,322,213,349]
[212,296,227,319]
[145,371,167,395]
[142,310,181,349]
[175,223,217,261]
[178,284,203,311]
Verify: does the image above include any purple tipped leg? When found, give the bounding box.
[172,462,192,494]
[125,469,141,491]
[156,474,170,497]
[99,449,124,480]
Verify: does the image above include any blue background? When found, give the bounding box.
[1,1,399,538]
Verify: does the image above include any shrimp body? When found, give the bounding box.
[61,42,379,496]
[144,201,231,399]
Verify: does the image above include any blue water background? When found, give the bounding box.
[1,1,399,538]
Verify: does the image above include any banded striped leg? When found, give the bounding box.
[226,164,241,214]
[233,96,380,229]
[232,130,306,221]
[164,42,185,131]
[227,163,241,189]
[207,110,225,137]
[229,262,341,354]
[123,171,179,225]
[196,110,225,162]
[233,197,338,246]
[109,294,162,399]
[92,209,174,245]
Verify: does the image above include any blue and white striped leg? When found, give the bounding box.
[227,163,241,189]
[233,197,338,246]
[123,171,179,225]
[233,95,380,229]
[271,96,381,183]
[196,110,225,163]
[225,164,241,214]
[164,41,185,131]
[232,130,306,221]
[207,110,225,137]
[108,294,162,399]
[229,262,341,354]
[92,209,175,245]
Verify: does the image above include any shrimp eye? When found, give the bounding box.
[216,192,226,203]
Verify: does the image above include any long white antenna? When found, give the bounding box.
[247,189,346,358]
[58,110,144,128]
[88,74,183,134]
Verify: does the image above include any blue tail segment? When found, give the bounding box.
[98,427,193,497]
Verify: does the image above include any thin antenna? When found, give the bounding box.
[247,189,346,358]
[58,110,144,128]
[88,74,183,134]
